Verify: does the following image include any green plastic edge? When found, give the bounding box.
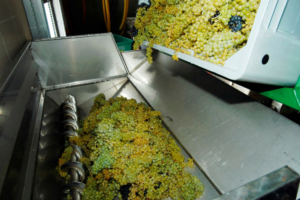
[261,77,300,111]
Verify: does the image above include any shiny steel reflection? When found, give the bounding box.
[122,50,147,73]
[34,79,219,200]
[212,166,300,200]
[31,34,127,87]
[127,49,300,194]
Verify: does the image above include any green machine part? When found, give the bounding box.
[261,77,300,111]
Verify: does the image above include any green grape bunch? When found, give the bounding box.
[58,94,204,200]
[134,0,261,65]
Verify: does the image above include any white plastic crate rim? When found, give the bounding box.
[138,0,300,86]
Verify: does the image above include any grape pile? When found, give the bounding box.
[58,94,204,200]
[133,0,261,65]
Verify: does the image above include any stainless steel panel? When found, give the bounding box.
[0,45,33,93]
[0,90,41,200]
[122,50,147,73]
[0,95,17,136]
[33,79,130,200]
[213,166,300,200]
[0,60,38,193]
[0,36,11,86]
[0,45,33,128]
[0,45,40,195]
[45,78,127,114]
[34,79,219,200]
[127,50,300,194]
[31,34,128,87]
[33,90,63,200]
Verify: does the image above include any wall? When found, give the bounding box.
[0,0,32,88]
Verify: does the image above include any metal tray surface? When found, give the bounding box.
[124,50,300,194]
[33,79,219,200]
[31,34,128,87]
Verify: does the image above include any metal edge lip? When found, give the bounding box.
[128,57,148,75]
[32,33,114,42]
[121,49,149,75]
[109,33,130,74]
[38,74,128,91]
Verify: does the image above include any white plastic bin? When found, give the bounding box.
[138,0,300,86]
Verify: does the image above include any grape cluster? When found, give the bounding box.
[120,184,131,200]
[91,140,115,174]
[228,15,244,32]
[58,93,204,199]
[57,146,73,178]
[134,0,261,65]
[168,0,181,5]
